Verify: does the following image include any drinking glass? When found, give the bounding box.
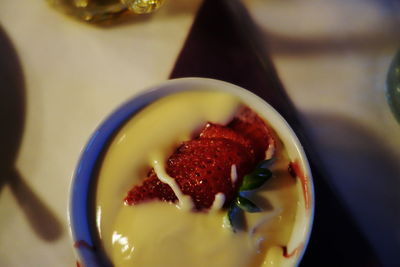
[47,0,165,22]
[387,49,400,123]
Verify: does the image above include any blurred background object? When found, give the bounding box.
[47,0,165,22]
[387,49,400,123]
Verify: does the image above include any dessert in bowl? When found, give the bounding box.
[69,78,314,267]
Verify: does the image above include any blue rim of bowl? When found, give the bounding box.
[69,77,314,267]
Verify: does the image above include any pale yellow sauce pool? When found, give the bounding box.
[95,90,299,267]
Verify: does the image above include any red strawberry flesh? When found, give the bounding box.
[166,138,254,210]
[125,170,178,205]
[228,106,274,162]
[200,123,254,157]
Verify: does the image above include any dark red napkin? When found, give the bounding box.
[170,0,381,266]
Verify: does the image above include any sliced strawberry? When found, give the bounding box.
[228,106,275,162]
[125,170,177,205]
[125,105,273,211]
[166,138,254,210]
[199,123,255,159]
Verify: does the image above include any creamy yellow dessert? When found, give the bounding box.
[94,90,300,267]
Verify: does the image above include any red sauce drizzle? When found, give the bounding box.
[288,160,310,211]
[282,243,304,258]
[76,261,83,267]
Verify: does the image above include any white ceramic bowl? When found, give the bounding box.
[69,77,314,267]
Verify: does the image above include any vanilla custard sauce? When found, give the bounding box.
[95,90,299,267]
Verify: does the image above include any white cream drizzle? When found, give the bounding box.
[151,154,194,211]
[230,164,238,185]
[265,141,275,160]
[209,193,226,212]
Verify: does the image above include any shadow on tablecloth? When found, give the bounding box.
[0,26,63,242]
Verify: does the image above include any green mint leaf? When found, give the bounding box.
[235,195,261,213]
[226,202,248,232]
[227,204,237,232]
[240,168,272,191]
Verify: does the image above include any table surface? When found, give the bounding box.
[0,0,399,266]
